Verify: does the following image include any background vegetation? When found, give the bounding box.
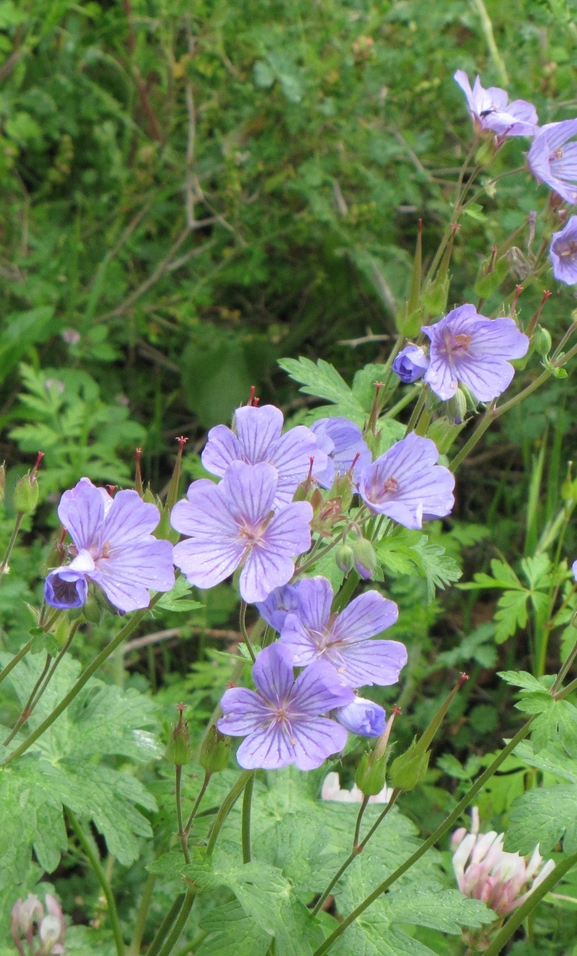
[3,0,577,952]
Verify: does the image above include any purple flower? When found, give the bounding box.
[572,559,577,582]
[392,345,430,384]
[201,404,327,507]
[422,305,529,403]
[550,216,577,283]
[171,462,312,603]
[309,417,372,488]
[279,575,405,688]
[44,478,174,613]
[256,582,301,632]
[454,71,538,138]
[358,432,455,529]
[217,642,354,770]
[527,120,577,205]
[333,696,386,737]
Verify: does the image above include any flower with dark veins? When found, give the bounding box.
[358,432,455,529]
[171,461,312,603]
[550,215,577,283]
[201,403,328,507]
[44,478,174,612]
[454,71,538,138]
[527,120,577,205]
[279,575,405,688]
[422,304,529,403]
[217,642,354,769]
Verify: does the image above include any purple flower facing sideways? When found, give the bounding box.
[550,216,577,284]
[256,582,301,632]
[528,120,577,206]
[454,71,538,138]
[201,404,327,507]
[171,461,312,603]
[218,642,354,770]
[309,417,372,488]
[422,305,529,403]
[392,345,429,384]
[333,695,386,737]
[358,432,455,530]
[44,478,174,613]
[279,575,406,688]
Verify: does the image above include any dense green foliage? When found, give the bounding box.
[4,0,577,954]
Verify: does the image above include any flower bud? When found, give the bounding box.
[199,725,231,773]
[13,471,40,515]
[355,749,388,796]
[533,326,552,357]
[352,537,377,580]
[165,705,192,766]
[331,473,354,512]
[388,741,430,790]
[445,388,467,425]
[392,346,429,384]
[335,544,355,574]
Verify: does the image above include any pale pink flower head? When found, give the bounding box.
[11,894,66,956]
[451,807,555,917]
[321,771,393,804]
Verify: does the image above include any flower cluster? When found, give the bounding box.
[451,808,555,917]
[11,894,66,956]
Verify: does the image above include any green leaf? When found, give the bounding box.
[385,887,493,934]
[464,202,486,222]
[521,554,552,590]
[494,589,529,643]
[278,357,365,423]
[409,537,462,601]
[514,740,577,784]
[529,697,577,755]
[199,901,271,956]
[507,784,577,855]
[498,670,550,693]
[156,576,204,612]
[376,529,461,601]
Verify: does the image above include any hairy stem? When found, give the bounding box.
[67,809,125,956]
[242,771,255,863]
[206,770,252,855]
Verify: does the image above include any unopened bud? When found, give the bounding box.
[331,473,354,511]
[200,725,231,773]
[335,544,355,574]
[389,741,430,790]
[165,705,192,766]
[533,326,552,357]
[353,538,377,580]
[445,388,467,425]
[355,750,388,796]
[13,471,40,515]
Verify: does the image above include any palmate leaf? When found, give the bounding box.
[278,356,366,424]
[0,653,160,877]
[376,529,461,602]
[506,784,577,856]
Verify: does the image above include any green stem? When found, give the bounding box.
[0,513,24,589]
[404,386,427,436]
[383,384,420,420]
[0,638,33,687]
[239,601,255,662]
[312,720,534,956]
[67,808,125,956]
[3,654,53,747]
[176,765,191,865]
[3,598,160,765]
[128,871,157,956]
[242,771,255,863]
[312,790,400,917]
[157,889,195,956]
[353,796,369,850]
[206,770,252,855]
[482,851,577,956]
[146,894,185,956]
[184,771,212,836]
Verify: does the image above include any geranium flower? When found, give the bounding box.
[309,417,372,488]
[358,432,455,529]
[44,478,174,613]
[550,216,577,284]
[392,345,429,384]
[454,71,538,138]
[422,305,529,403]
[171,461,312,603]
[279,575,405,687]
[217,642,354,770]
[333,695,386,737]
[201,403,327,507]
[528,120,577,205]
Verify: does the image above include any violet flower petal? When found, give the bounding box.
[331,590,399,644]
[550,216,577,284]
[251,641,295,703]
[102,489,161,545]
[58,478,105,551]
[334,696,386,736]
[218,687,273,735]
[91,539,175,612]
[200,425,243,477]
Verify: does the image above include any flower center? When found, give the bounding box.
[382,476,399,496]
[553,147,564,161]
[100,540,112,559]
[52,576,82,604]
[559,240,577,261]
[444,331,472,356]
